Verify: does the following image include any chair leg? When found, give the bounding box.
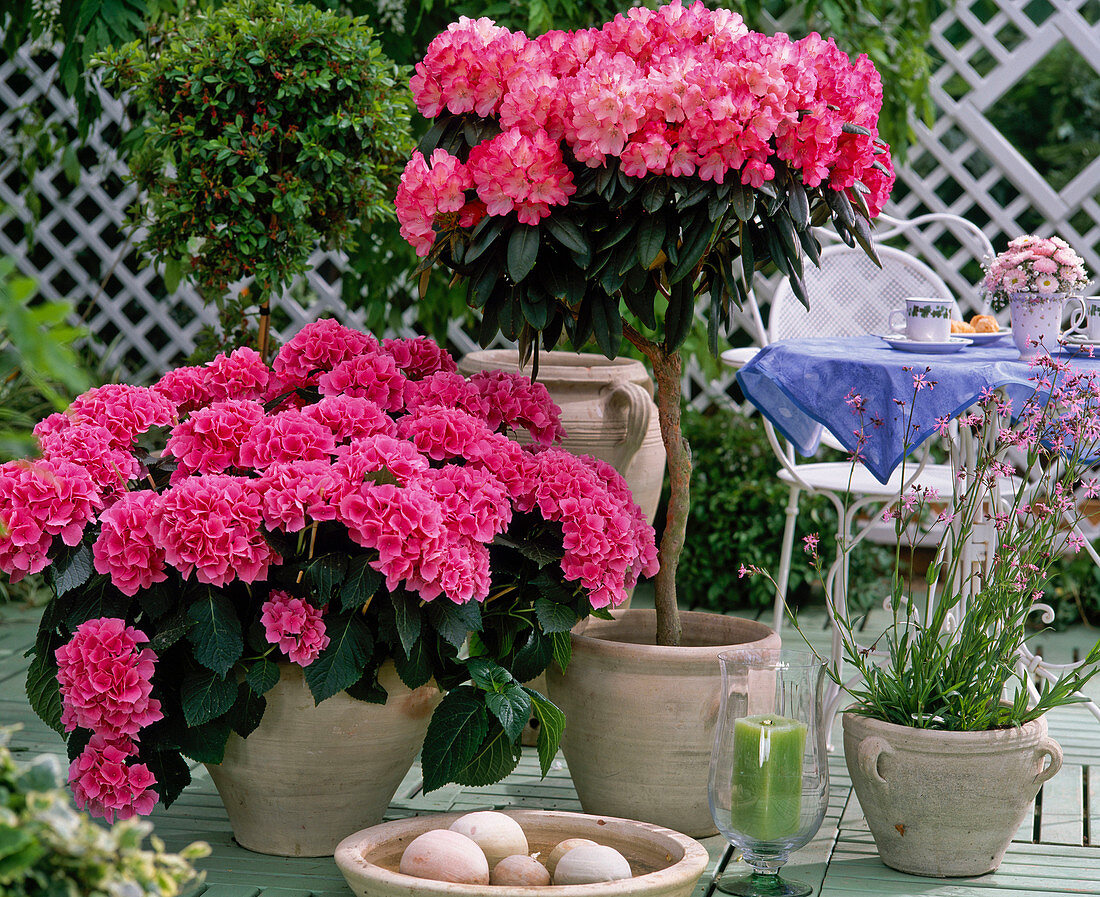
[773,486,802,635]
[821,505,855,750]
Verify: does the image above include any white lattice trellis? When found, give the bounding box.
[3,2,1099,404]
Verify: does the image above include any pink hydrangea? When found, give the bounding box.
[37,422,141,498]
[301,394,397,442]
[403,372,491,419]
[380,337,458,380]
[397,406,500,461]
[333,434,430,492]
[69,734,158,822]
[55,617,163,738]
[0,459,101,581]
[260,590,330,666]
[317,351,407,412]
[468,369,566,445]
[154,475,278,586]
[271,319,378,389]
[256,461,340,532]
[204,346,271,402]
[164,399,266,481]
[237,408,337,470]
[67,384,177,447]
[92,491,167,596]
[151,365,211,413]
[414,465,512,542]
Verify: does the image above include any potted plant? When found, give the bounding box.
[9,321,658,856]
[395,2,894,834]
[748,356,1100,877]
[0,727,208,895]
[96,0,415,358]
[981,235,1090,359]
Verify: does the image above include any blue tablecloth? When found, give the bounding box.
[736,335,1100,483]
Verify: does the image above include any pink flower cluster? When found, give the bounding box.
[399,1,894,252]
[56,618,161,821]
[4,317,653,609]
[983,235,1091,299]
[260,590,330,666]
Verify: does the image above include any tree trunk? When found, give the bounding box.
[650,348,690,647]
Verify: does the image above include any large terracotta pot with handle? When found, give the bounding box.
[457,350,664,525]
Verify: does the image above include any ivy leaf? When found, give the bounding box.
[339,557,384,613]
[523,688,566,776]
[245,658,280,696]
[534,598,577,635]
[451,719,523,787]
[180,669,236,727]
[302,612,372,704]
[485,685,532,743]
[421,685,489,793]
[507,224,540,282]
[186,590,243,677]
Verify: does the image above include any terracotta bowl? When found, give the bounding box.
[334,809,709,897]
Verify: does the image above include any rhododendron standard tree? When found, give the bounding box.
[399,2,895,644]
[12,322,657,819]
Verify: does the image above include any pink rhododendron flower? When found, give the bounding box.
[155,475,278,586]
[395,149,475,256]
[256,460,340,532]
[67,384,177,447]
[37,423,141,498]
[317,351,407,411]
[271,319,378,389]
[92,491,168,596]
[302,394,397,442]
[467,128,576,224]
[55,617,163,738]
[0,459,101,581]
[164,399,266,481]
[237,408,337,470]
[69,733,158,822]
[260,590,330,666]
[380,337,458,380]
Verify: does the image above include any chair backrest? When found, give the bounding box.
[768,244,957,341]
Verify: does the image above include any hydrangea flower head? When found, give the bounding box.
[69,734,158,822]
[260,590,330,666]
[92,490,168,596]
[272,319,378,388]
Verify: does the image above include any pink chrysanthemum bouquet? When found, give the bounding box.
[14,321,657,820]
[982,235,1091,309]
[399,0,895,645]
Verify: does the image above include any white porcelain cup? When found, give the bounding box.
[888,297,954,342]
[1065,296,1100,341]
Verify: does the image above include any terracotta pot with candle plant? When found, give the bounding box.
[398,1,895,833]
[12,323,657,856]
[747,357,1100,877]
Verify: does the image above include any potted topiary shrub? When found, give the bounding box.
[395,2,893,834]
[10,322,657,856]
[96,0,415,358]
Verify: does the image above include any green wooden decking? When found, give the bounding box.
[3,601,1099,897]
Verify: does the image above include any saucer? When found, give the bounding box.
[880,335,973,354]
[965,329,1011,345]
[1059,334,1100,356]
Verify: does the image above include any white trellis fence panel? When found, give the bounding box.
[3,0,1098,406]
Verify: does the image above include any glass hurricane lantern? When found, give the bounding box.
[707,649,829,897]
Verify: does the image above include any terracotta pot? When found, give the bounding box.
[843,710,1062,877]
[206,662,440,857]
[456,350,665,526]
[545,609,780,837]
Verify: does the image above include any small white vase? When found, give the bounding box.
[1008,291,1066,360]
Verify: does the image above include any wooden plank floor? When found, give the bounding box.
[3,601,1099,896]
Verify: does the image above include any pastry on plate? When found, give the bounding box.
[970,314,999,333]
[950,319,976,333]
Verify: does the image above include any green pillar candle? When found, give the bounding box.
[731,714,806,841]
